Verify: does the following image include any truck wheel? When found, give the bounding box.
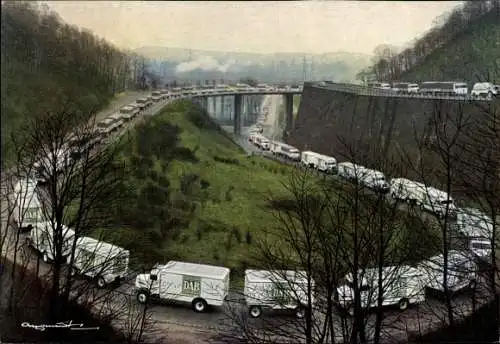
[398,298,409,311]
[42,252,49,263]
[96,276,106,288]
[249,305,262,318]
[137,290,149,304]
[192,298,208,313]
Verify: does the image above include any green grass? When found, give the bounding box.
[89,100,441,287]
[97,100,297,280]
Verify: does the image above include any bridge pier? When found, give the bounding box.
[233,94,242,135]
[212,96,217,118]
[201,97,208,112]
[283,93,294,138]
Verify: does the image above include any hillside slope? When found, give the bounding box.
[98,101,297,278]
[401,9,500,81]
[1,2,131,166]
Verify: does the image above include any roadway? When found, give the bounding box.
[1,94,497,343]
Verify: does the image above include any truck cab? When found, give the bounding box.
[454,208,493,260]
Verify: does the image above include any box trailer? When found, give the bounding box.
[418,250,479,293]
[244,269,314,319]
[337,266,426,316]
[11,178,45,231]
[337,162,366,181]
[358,168,389,193]
[71,236,129,288]
[301,151,337,173]
[135,261,230,313]
[26,221,76,263]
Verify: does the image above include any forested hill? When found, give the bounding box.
[370,1,500,82]
[1,2,134,166]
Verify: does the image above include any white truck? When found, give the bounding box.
[357,168,390,193]
[26,221,76,263]
[301,151,337,174]
[453,208,494,260]
[389,178,456,217]
[471,82,498,99]
[11,178,45,231]
[418,250,479,293]
[418,186,457,218]
[392,82,419,94]
[244,269,314,319]
[271,142,301,161]
[337,266,426,316]
[70,236,130,288]
[389,178,422,203]
[151,91,163,102]
[96,117,123,138]
[135,261,230,313]
[418,81,468,96]
[253,135,271,150]
[337,162,366,182]
[119,106,140,120]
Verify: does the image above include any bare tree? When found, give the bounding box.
[1,96,158,342]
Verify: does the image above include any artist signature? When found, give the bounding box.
[21,320,100,331]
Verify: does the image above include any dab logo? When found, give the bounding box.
[270,282,291,305]
[182,276,201,296]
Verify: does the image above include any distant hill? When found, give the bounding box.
[368,1,500,84]
[401,9,500,82]
[134,46,372,65]
[134,46,372,83]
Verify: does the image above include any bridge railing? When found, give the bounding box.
[308,82,494,102]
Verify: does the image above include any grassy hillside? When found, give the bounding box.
[401,11,500,81]
[93,100,440,286]
[98,101,297,278]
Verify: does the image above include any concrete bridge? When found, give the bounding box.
[189,88,301,135]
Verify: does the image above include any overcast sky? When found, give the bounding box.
[44,1,463,55]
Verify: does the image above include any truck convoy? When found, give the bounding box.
[366,80,497,99]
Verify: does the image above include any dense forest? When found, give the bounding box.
[363,0,500,82]
[0,2,155,166]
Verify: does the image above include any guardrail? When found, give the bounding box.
[189,89,302,97]
[306,81,495,102]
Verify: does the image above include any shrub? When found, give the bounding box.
[225,186,234,201]
[213,156,240,165]
[245,231,252,245]
[231,227,242,244]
